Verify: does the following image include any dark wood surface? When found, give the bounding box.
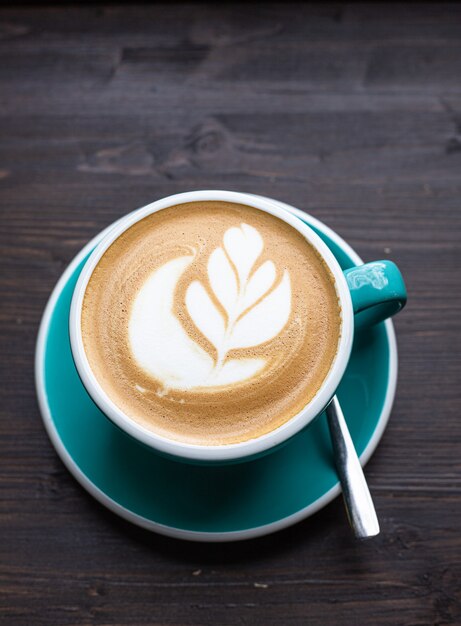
[1,4,461,625]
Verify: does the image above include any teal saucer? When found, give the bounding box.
[35,204,397,542]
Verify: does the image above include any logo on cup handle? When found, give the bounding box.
[346,262,389,290]
[128,224,292,391]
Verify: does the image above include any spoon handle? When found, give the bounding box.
[326,396,380,539]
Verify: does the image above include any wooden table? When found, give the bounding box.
[1,4,460,625]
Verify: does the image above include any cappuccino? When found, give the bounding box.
[81,201,341,445]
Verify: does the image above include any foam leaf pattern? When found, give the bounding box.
[224,223,263,285]
[185,280,225,351]
[240,260,276,313]
[229,271,291,350]
[207,247,238,316]
[185,223,292,369]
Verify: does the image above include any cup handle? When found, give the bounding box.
[344,260,407,328]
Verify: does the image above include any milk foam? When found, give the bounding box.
[128,224,291,390]
[81,201,341,445]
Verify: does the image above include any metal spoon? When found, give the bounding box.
[326,396,380,538]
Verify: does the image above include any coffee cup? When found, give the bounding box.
[69,190,406,463]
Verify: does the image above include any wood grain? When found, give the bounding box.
[1,4,460,625]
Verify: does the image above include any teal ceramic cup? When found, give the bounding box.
[69,191,407,464]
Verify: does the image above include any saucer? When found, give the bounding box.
[35,201,397,542]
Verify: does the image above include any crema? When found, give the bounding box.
[81,201,341,445]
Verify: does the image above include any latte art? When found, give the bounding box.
[129,224,291,390]
[81,201,341,445]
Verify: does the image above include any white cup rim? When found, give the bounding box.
[69,190,354,461]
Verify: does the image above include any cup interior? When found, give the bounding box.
[69,190,354,462]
